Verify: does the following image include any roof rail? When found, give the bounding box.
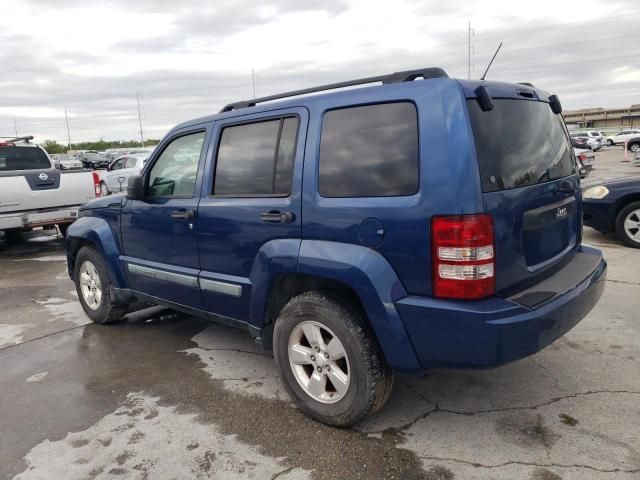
[220,67,449,113]
[0,135,34,143]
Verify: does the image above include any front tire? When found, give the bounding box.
[607,139,614,146]
[57,224,69,237]
[616,201,640,249]
[73,246,128,323]
[629,142,640,153]
[273,292,393,427]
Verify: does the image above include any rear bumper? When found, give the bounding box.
[0,207,80,230]
[396,246,606,369]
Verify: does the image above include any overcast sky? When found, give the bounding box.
[1,0,639,144]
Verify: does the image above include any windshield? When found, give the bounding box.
[468,99,575,192]
[0,146,51,171]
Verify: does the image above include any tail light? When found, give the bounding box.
[92,172,101,197]
[578,154,586,162]
[0,141,16,147]
[431,214,495,300]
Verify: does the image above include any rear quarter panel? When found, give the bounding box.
[300,79,484,297]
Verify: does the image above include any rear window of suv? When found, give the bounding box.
[467,99,574,192]
[0,146,51,171]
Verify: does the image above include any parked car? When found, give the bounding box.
[606,129,640,146]
[66,68,606,426]
[574,147,594,177]
[99,154,148,195]
[570,136,590,150]
[51,154,83,170]
[0,136,100,238]
[625,136,640,153]
[80,152,110,169]
[583,176,640,248]
[570,132,602,151]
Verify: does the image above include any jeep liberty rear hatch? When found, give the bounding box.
[467,96,581,297]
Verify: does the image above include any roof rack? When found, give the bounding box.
[0,135,34,143]
[220,67,449,113]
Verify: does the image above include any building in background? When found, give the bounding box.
[564,104,640,130]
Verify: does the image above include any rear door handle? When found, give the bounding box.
[171,209,195,220]
[260,211,295,223]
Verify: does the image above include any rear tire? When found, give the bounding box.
[273,291,393,427]
[73,246,128,323]
[615,201,640,249]
[3,229,23,244]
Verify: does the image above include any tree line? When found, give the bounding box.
[42,139,160,154]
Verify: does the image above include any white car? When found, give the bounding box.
[606,129,640,146]
[99,154,148,196]
[570,132,602,151]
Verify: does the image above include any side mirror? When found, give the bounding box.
[127,174,144,200]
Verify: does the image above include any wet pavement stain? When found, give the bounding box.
[1,314,429,480]
[495,413,560,450]
[558,413,579,427]
[424,465,455,480]
[530,467,563,480]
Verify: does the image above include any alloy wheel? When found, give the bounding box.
[79,260,103,310]
[288,321,351,404]
[623,209,640,243]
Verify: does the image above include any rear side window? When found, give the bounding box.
[319,102,419,197]
[213,117,299,196]
[0,146,50,171]
[468,99,575,192]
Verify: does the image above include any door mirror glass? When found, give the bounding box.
[126,174,144,200]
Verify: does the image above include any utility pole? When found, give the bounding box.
[13,118,18,137]
[64,107,71,150]
[136,92,144,147]
[251,68,256,99]
[467,20,474,80]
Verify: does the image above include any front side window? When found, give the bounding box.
[213,117,299,196]
[319,102,419,197]
[111,158,125,170]
[147,132,205,197]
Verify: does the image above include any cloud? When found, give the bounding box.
[1,0,639,143]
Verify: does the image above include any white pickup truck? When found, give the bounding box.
[0,137,100,237]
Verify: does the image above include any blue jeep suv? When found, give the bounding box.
[66,68,607,426]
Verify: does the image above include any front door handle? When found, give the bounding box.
[171,209,195,220]
[260,211,295,223]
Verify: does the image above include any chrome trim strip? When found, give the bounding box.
[199,278,242,297]
[127,263,199,288]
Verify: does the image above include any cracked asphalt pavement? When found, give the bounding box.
[1,149,639,480]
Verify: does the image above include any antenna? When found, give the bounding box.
[136,92,144,147]
[481,42,503,80]
[467,21,475,80]
[64,107,71,150]
[251,68,256,99]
